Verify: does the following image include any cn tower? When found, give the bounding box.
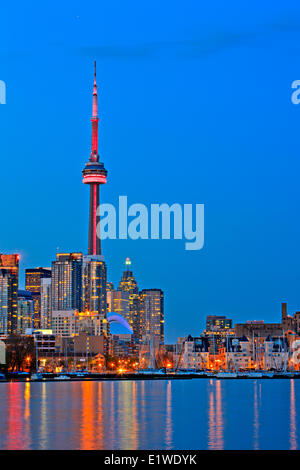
[82,62,107,255]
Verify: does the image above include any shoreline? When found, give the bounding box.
[2,372,300,382]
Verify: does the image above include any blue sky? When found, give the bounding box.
[1,1,300,342]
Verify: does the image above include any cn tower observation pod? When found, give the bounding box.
[107,312,133,334]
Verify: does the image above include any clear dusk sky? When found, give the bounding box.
[1,1,300,342]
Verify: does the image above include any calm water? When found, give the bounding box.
[0,379,298,450]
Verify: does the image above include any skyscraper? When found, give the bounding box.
[0,254,19,335]
[118,258,139,295]
[17,290,34,334]
[82,62,107,256]
[107,289,130,320]
[117,258,140,341]
[40,277,52,329]
[139,289,164,344]
[25,267,51,328]
[82,255,108,335]
[51,253,83,311]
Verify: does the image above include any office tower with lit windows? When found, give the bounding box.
[118,258,139,295]
[139,289,164,344]
[40,277,52,329]
[117,258,140,341]
[17,290,34,334]
[0,254,19,335]
[206,315,233,331]
[82,255,108,335]
[51,253,83,312]
[107,282,114,292]
[25,267,51,328]
[107,289,130,318]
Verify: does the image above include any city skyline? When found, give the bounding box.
[1,1,300,343]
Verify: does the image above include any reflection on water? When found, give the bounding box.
[208,380,223,449]
[165,380,173,449]
[0,379,299,449]
[290,380,297,450]
[253,382,259,450]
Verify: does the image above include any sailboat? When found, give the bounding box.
[137,339,166,375]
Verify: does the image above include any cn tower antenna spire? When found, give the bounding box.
[91,60,99,161]
[92,60,98,119]
[83,62,108,256]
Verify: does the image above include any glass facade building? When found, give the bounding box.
[25,267,51,329]
[139,289,164,344]
[82,255,108,336]
[0,254,19,335]
[51,253,83,312]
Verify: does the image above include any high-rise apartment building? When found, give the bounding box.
[25,267,51,328]
[108,289,130,317]
[40,277,52,329]
[117,258,140,340]
[51,253,83,312]
[0,254,19,335]
[139,289,164,344]
[82,255,108,336]
[17,290,34,334]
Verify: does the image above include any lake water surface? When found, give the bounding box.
[0,379,298,450]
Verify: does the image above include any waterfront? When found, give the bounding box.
[0,379,298,450]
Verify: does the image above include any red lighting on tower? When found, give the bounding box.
[82,62,108,255]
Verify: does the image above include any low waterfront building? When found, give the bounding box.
[52,310,78,337]
[235,303,300,338]
[25,329,56,358]
[110,333,137,358]
[74,332,106,356]
[179,335,209,370]
[263,336,289,370]
[235,320,283,338]
[219,336,252,370]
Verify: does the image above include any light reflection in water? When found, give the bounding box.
[6,382,30,449]
[0,379,298,449]
[253,381,259,450]
[109,381,115,443]
[165,380,173,449]
[39,382,47,449]
[131,381,138,449]
[24,382,30,419]
[208,382,215,447]
[290,379,297,450]
[208,380,224,449]
[80,381,95,449]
